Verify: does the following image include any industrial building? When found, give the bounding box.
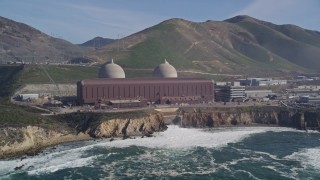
[235,78,287,86]
[293,85,320,92]
[245,90,273,98]
[296,76,314,81]
[77,60,214,106]
[18,94,39,101]
[298,96,320,104]
[214,82,245,102]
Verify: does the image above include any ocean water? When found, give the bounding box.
[1,125,320,179]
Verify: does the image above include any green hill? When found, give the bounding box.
[19,64,99,84]
[1,15,319,77]
[91,16,320,76]
[80,36,116,49]
[225,15,320,71]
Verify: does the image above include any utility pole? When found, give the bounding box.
[117,34,122,52]
[0,27,3,64]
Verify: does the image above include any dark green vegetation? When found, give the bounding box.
[80,36,115,48]
[0,104,63,129]
[93,16,320,76]
[124,69,153,78]
[0,65,46,127]
[0,16,87,63]
[0,65,64,129]
[0,65,23,102]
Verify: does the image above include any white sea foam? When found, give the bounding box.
[235,170,261,180]
[97,125,299,149]
[27,155,97,175]
[0,142,99,176]
[285,147,320,170]
[0,125,302,177]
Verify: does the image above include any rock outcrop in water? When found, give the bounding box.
[179,106,320,130]
[0,110,167,159]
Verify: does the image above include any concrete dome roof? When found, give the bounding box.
[98,59,125,78]
[153,59,177,78]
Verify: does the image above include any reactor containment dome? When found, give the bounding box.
[153,59,177,78]
[98,59,125,78]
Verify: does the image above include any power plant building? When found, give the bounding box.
[77,78,214,105]
[214,82,245,102]
[77,60,214,106]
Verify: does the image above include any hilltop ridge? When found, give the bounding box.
[1,15,320,76]
[0,16,88,63]
[80,36,115,49]
[91,15,320,76]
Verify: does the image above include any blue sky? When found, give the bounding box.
[1,0,319,44]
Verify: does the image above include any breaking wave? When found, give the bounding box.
[0,125,305,177]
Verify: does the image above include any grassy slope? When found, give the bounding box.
[227,19,320,72]
[0,104,67,130]
[118,21,195,69]
[274,25,320,48]
[20,64,99,84]
[0,65,23,102]
[0,65,63,129]
[228,30,303,73]
[92,17,320,76]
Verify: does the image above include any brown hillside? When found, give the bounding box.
[0,16,88,63]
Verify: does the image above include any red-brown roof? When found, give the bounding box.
[79,78,213,85]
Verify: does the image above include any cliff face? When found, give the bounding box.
[0,126,89,158]
[181,111,277,127]
[180,107,320,130]
[90,113,166,138]
[0,112,166,159]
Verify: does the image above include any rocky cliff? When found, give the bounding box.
[0,126,89,159]
[0,110,166,159]
[180,106,320,130]
[90,113,166,138]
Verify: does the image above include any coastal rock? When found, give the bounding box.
[0,111,166,159]
[180,107,320,130]
[181,110,278,128]
[90,113,166,138]
[0,126,89,159]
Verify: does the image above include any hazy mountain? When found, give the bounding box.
[0,16,88,63]
[92,15,320,76]
[80,36,116,48]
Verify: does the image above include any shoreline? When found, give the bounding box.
[1,105,320,160]
[0,132,92,160]
[0,123,303,160]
